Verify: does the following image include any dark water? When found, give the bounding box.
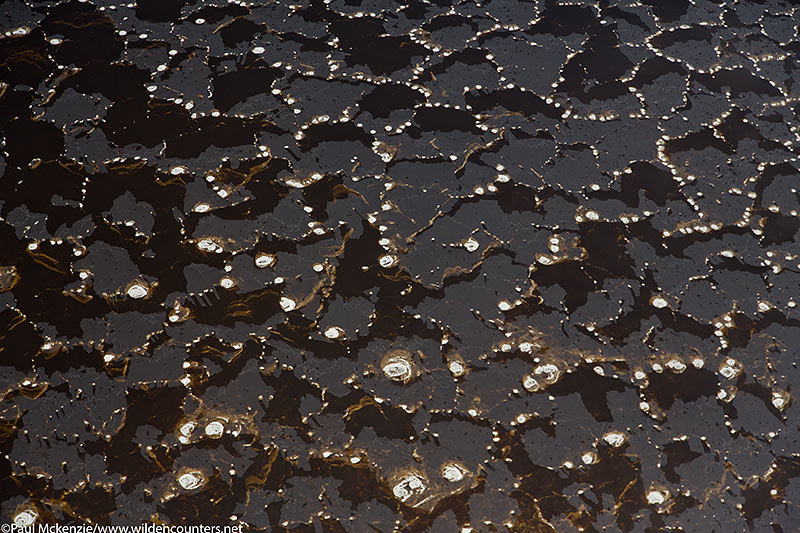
[1,0,800,530]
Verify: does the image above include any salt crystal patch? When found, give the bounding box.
[205,421,224,437]
[14,510,38,527]
[324,326,343,339]
[646,489,667,505]
[127,283,148,299]
[178,471,205,490]
[442,463,467,482]
[280,296,296,311]
[448,360,466,377]
[255,253,276,268]
[379,254,397,268]
[603,430,626,447]
[651,296,668,309]
[392,474,425,502]
[383,357,412,382]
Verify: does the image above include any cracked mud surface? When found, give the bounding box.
[1,0,800,530]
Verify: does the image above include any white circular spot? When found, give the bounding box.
[647,489,667,505]
[772,391,789,410]
[665,359,686,373]
[442,463,467,482]
[14,510,38,527]
[178,470,205,490]
[585,210,599,221]
[448,360,466,377]
[497,300,511,311]
[393,474,426,502]
[252,46,265,54]
[280,296,296,312]
[324,326,344,339]
[379,254,397,268]
[197,238,220,253]
[534,363,560,384]
[255,253,276,268]
[464,238,479,252]
[205,421,224,437]
[719,364,738,379]
[651,296,668,309]
[193,203,211,213]
[522,375,539,392]
[180,422,195,437]
[602,430,626,447]
[127,283,148,299]
[382,355,413,383]
[581,451,596,464]
[220,277,235,289]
